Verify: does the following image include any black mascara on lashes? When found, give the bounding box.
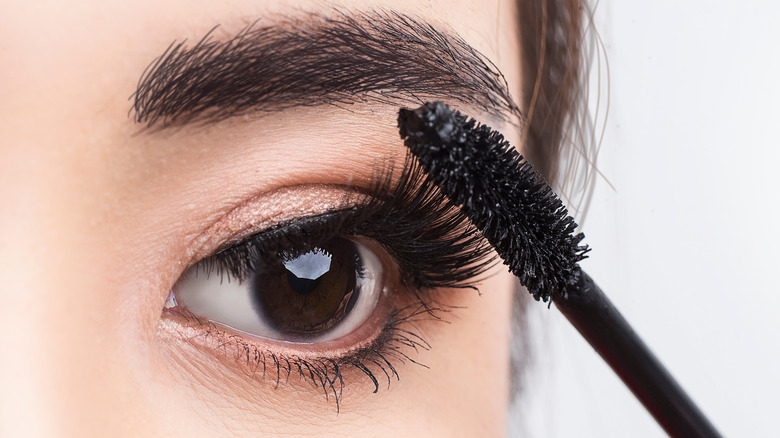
[175,148,501,408]
[201,159,495,291]
[398,101,722,438]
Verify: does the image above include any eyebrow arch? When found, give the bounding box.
[131,10,522,129]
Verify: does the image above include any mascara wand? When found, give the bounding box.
[398,102,721,438]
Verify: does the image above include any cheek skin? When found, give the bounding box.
[406,270,516,435]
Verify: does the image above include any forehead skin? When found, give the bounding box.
[0,1,523,437]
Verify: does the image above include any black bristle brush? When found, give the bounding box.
[398,102,721,438]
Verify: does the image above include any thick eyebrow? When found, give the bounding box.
[131,10,522,129]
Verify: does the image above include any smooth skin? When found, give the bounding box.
[0,1,524,436]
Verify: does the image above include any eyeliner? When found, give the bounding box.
[398,102,722,438]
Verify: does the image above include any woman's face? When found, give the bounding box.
[0,0,524,436]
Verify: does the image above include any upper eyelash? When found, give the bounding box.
[197,153,497,294]
[171,152,496,407]
[195,210,356,283]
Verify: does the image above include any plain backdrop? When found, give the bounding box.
[517,1,780,437]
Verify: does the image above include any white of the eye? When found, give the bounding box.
[173,269,278,336]
[172,239,384,343]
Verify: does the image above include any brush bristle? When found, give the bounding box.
[398,102,588,301]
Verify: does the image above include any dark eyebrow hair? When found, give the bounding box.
[131,10,522,129]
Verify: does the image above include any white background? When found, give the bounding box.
[521,1,780,437]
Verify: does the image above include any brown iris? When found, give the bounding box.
[250,237,361,335]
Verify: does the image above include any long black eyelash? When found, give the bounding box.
[202,152,497,293]
[178,153,494,406]
[359,154,498,291]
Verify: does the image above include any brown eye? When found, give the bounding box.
[252,238,362,335]
[170,236,385,343]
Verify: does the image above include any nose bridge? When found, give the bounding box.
[0,103,143,435]
[0,6,180,437]
[0,145,103,437]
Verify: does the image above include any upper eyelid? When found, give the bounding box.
[180,184,369,271]
[178,153,495,296]
[201,155,495,291]
[204,209,359,278]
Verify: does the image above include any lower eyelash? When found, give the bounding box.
[164,300,447,411]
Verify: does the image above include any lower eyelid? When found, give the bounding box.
[161,282,392,360]
[157,288,439,401]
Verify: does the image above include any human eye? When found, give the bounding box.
[161,158,496,403]
[171,227,387,344]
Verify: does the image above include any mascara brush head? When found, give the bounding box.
[398,102,588,301]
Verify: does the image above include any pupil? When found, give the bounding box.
[250,238,360,335]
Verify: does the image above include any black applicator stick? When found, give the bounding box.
[398,102,721,438]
